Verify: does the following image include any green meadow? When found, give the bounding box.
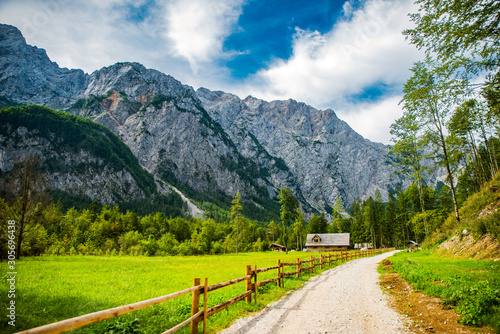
[1,251,347,333]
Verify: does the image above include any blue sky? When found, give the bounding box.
[223,0,343,78]
[0,0,422,144]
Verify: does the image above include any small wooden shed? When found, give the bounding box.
[354,242,373,250]
[269,243,287,252]
[305,233,350,252]
[407,240,419,251]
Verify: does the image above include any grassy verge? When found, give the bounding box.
[0,251,351,333]
[387,250,500,332]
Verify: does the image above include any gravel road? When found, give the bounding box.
[219,250,409,334]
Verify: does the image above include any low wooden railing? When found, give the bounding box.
[18,248,394,334]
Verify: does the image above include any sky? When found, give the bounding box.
[0,0,423,144]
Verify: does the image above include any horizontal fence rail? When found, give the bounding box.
[18,248,394,334]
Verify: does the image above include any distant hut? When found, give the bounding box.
[305,233,350,252]
[354,242,373,250]
[269,243,287,252]
[406,240,419,252]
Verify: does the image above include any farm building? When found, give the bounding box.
[354,242,373,250]
[406,240,419,251]
[269,243,287,252]
[305,233,350,252]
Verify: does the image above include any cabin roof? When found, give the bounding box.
[305,233,350,247]
[269,243,287,249]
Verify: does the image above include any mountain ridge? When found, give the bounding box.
[0,23,414,214]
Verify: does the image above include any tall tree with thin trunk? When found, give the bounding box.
[278,188,298,253]
[292,208,305,250]
[230,192,243,254]
[390,111,430,231]
[5,155,48,259]
[401,56,461,225]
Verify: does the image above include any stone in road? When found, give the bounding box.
[219,251,409,334]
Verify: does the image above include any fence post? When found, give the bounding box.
[281,260,285,288]
[254,265,258,304]
[296,258,300,278]
[310,255,314,273]
[320,254,323,269]
[191,278,201,334]
[245,265,252,303]
[203,278,208,334]
[277,260,281,287]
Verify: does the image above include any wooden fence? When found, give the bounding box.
[18,248,393,334]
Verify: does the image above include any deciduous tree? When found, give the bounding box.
[4,155,48,259]
[230,192,243,254]
[278,188,298,253]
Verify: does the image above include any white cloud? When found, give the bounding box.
[335,95,404,144]
[164,0,245,72]
[0,0,166,72]
[342,1,354,17]
[244,0,419,103]
[0,0,246,80]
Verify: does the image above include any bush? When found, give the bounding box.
[157,233,179,255]
[119,231,143,254]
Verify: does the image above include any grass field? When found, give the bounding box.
[387,250,500,331]
[0,251,350,333]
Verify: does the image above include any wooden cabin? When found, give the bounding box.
[269,243,287,252]
[305,233,350,252]
[354,242,373,250]
[406,240,419,252]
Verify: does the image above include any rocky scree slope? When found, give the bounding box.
[0,23,408,213]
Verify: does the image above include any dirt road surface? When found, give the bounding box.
[219,250,409,334]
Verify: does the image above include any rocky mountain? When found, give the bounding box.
[197,89,406,210]
[0,23,411,215]
[0,105,158,204]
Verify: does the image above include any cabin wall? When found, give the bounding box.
[306,246,348,252]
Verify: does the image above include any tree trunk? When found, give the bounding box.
[468,131,486,185]
[15,214,24,260]
[236,218,239,254]
[416,172,429,235]
[437,124,461,225]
